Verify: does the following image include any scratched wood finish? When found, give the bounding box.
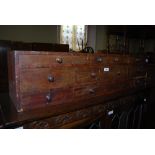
[8,51,150,112]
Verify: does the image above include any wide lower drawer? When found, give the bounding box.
[20,87,74,110]
[75,65,127,84]
[74,81,131,100]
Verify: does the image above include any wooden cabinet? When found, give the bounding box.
[5,50,152,128]
[8,51,151,113]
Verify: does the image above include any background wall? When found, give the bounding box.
[0,25,108,51]
[144,39,155,53]
[87,25,96,50]
[95,25,108,51]
[0,25,58,43]
[0,25,154,53]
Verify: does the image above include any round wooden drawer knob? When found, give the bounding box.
[56,57,63,63]
[89,89,95,94]
[48,75,54,82]
[91,72,96,77]
[96,57,103,62]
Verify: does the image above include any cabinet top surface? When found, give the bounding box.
[12,50,135,56]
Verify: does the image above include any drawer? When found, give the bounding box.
[99,65,128,82]
[19,54,73,68]
[20,68,50,93]
[19,54,90,69]
[20,67,75,93]
[19,54,51,68]
[74,80,130,100]
[104,55,128,65]
[89,55,128,65]
[74,84,101,99]
[128,56,147,65]
[20,87,74,110]
[49,55,73,65]
[75,66,100,84]
[48,67,75,88]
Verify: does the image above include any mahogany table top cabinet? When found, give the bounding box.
[0,50,152,129]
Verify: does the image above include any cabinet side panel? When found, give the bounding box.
[8,50,22,112]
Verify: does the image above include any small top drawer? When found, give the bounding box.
[19,54,73,68]
[89,54,128,65]
[19,53,90,69]
[104,55,127,64]
[128,56,148,65]
[19,54,49,68]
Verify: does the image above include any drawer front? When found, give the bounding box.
[20,68,50,93]
[74,84,101,99]
[99,65,128,82]
[49,55,73,65]
[74,80,130,100]
[128,56,146,65]
[20,67,75,93]
[89,55,128,65]
[19,55,51,68]
[19,54,73,68]
[104,55,128,65]
[20,87,74,109]
[19,54,90,69]
[75,66,100,84]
